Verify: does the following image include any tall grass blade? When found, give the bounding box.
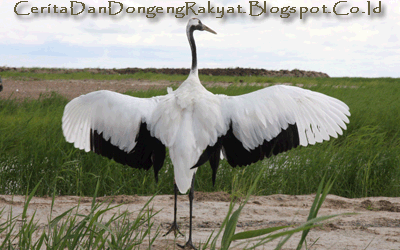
[231,225,289,241]
[210,200,235,249]
[296,175,335,250]
[22,180,42,220]
[220,170,262,249]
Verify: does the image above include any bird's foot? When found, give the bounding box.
[163,221,184,237]
[177,239,197,250]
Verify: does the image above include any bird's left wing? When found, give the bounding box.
[62,90,166,180]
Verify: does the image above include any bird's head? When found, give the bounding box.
[186,18,217,35]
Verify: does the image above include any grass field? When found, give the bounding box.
[1,72,399,199]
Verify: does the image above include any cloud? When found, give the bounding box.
[1,0,400,77]
[388,34,399,43]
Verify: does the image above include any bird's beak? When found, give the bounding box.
[202,25,217,35]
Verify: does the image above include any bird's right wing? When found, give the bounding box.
[214,84,350,167]
[222,85,349,144]
[193,84,349,185]
[62,90,166,180]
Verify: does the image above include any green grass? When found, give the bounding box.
[2,70,399,87]
[0,75,399,198]
[0,180,161,249]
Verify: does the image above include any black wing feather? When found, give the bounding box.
[193,123,300,184]
[90,122,166,182]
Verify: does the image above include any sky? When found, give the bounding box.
[1,0,399,77]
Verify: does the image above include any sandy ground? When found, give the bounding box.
[1,78,399,249]
[1,193,400,249]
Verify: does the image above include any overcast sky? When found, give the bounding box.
[1,0,399,77]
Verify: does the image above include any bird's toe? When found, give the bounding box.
[163,221,184,237]
[177,240,197,250]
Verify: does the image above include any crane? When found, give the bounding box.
[62,18,350,249]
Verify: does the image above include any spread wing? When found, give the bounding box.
[193,85,350,185]
[62,90,166,181]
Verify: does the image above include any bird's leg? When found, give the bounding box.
[178,173,197,250]
[164,182,184,237]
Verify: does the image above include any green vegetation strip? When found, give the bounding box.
[2,70,400,86]
[0,76,399,198]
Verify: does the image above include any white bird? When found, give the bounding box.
[62,18,350,249]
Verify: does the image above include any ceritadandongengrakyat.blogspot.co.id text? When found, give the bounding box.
[14,1,382,19]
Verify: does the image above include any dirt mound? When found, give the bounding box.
[360,199,400,212]
[0,67,330,78]
[194,191,233,202]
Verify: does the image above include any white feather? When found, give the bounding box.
[149,75,227,193]
[62,90,160,153]
[218,85,350,149]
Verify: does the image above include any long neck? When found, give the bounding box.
[187,26,198,76]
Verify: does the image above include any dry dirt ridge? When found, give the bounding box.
[1,193,400,249]
[0,67,330,78]
[1,76,333,102]
[1,67,329,100]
